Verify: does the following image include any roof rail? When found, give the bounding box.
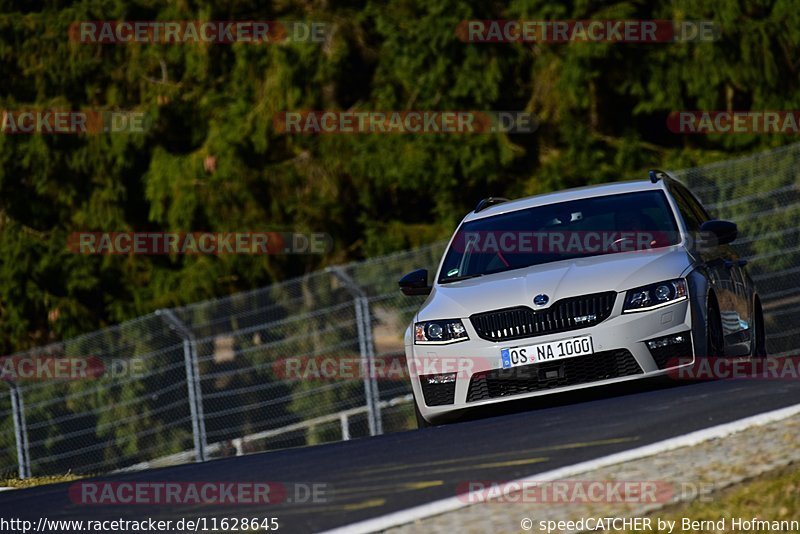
[474,197,510,213]
[648,169,671,183]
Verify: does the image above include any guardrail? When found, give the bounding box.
[114,394,413,473]
[0,242,445,479]
[1,142,798,479]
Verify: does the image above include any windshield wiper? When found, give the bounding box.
[439,273,484,284]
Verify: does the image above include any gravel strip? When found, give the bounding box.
[386,412,800,533]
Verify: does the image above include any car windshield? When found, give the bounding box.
[439,190,681,283]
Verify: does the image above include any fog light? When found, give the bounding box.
[647,334,686,350]
[646,331,692,370]
[425,373,456,385]
[425,373,456,384]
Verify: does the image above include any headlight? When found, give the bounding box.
[623,279,688,313]
[414,319,469,344]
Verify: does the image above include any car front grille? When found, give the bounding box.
[466,349,641,402]
[469,292,617,343]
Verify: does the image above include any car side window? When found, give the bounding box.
[678,184,712,223]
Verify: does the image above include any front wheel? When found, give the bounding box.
[707,298,725,358]
[751,297,767,358]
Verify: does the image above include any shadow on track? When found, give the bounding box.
[440,375,698,425]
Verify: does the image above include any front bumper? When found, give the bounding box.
[407,294,693,423]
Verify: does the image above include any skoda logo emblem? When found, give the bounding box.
[533,294,549,306]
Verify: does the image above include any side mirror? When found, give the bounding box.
[399,269,431,296]
[699,219,738,246]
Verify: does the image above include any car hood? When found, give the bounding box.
[418,245,693,320]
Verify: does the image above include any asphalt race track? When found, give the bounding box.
[3,377,800,533]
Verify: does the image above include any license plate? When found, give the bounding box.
[501,335,594,369]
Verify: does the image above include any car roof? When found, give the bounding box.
[463,179,670,223]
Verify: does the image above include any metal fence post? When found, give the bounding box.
[327,267,382,436]
[352,298,377,436]
[9,383,31,479]
[156,309,208,462]
[358,296,383,435]
[339,412,350,441]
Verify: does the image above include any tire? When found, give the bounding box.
[706,296,725,358]
[413,398,432,429]
[751,296,767,358]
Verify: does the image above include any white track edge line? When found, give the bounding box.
[321,402,800,534]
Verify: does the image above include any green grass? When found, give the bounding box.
[0,472,83,489]
[618,463,800,533]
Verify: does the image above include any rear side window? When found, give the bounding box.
[669,184,707,232]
